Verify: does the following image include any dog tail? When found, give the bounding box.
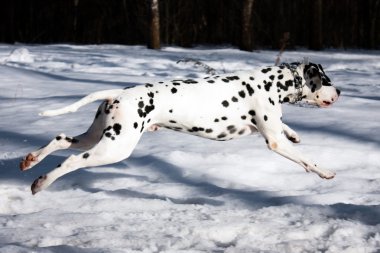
[39,89,123,117]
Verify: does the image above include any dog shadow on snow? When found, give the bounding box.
[3,148,378,226]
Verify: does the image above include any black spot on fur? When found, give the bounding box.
[285,79,293,87]
[138,101,144,108]
[248,110,256,116]
[113,123,122,135]
[82,153,90,159]
[241,115,247,120]
[145,105,155,115]
[207,80,215,83]
[169,120,177,124]
[238,90,246,98]
[145,83,154,88]
[249,76,255,80]
[283,97,290,103]
[140,121,145,133]
[55,136,62,141]
[227,76,240,81]
[227,125,237,134]
[222,100,229,107]
[183,79,198,84]
[147,92,154,98]
[217,133,227,139]
[268,97,275,106]
[311,84,317,93]
[192,127,199,132]
[246,84,255,96]
[205,129,213,133]
[264,82,272,91]
[258,85,262,89]
[171,87,177,94]
[231,96,238,102]
[221,116,228,121]
[169,109,173,113]
[172,82,181,86]
[264,115,268,121]
[238,129,245,135]
[278,74,284,80]
[133,122,138,129]
[104,102,112,114]
[261,68,272,74]
[222,78,229,83]
[269,75,275,81]
[277,80,293,91]
[65,137,79,143]
[138,109,145,118]
[251,118,257,125]
[214,118,219,122]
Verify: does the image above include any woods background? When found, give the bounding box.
[0,0,379,50]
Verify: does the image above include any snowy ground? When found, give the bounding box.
[0,44,379,253]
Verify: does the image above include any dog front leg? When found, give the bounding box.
[265,134,335,179]
[256,115,335,179]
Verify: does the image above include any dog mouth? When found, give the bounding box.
[318,100,334,108]
[322,100,332,106]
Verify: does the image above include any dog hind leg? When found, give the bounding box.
[30,121,143,194]
[20,102,109,171]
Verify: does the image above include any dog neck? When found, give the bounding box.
[279,62,306,104]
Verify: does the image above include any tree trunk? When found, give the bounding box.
[147,0,160,49]
[239,0,255,51]
[369,0,380,48]
[309,0,323,50]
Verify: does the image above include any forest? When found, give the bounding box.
[0,0,379,50]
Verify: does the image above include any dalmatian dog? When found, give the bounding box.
[20,61,340,195]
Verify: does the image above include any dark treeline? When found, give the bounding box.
[0,0,379,50]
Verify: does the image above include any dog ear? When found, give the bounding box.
[317,64,326,75]
[304,63,321,80]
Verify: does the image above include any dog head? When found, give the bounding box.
[302,63,340,108]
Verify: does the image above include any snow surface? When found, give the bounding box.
[0,44,379,253]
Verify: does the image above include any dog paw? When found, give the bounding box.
[288,136,301,143]
[319,170,336,179]
[31,175,47,195]
[20,153,38,171]
[284,129,301,143]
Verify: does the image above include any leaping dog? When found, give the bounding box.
[20,61,340,194]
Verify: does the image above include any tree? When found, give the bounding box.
[239,0,255,51]
[309,0,323,50]
[147,0,160,49]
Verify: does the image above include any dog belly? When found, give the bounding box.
[156,116,257,141]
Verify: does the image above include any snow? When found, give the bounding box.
[0,44,379,253]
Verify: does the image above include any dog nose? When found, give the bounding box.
[336,88,341,96]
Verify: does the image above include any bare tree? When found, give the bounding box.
[309,0,323,50]
[239,0,255,51]
[147,0,160,49]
